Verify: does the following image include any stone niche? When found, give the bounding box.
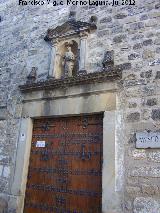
[52,39,79,78]
[44,14,97,79]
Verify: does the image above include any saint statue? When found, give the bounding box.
[63,45,75,77]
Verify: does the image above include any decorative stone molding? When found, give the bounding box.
[20,69,122,93]
[44,20,97,42]
[44,17,97,79]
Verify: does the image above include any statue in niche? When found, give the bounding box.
[62,43,75,77]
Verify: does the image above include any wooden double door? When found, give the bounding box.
[24,114,103,213]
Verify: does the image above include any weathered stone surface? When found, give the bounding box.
[148,152,160,163]
[113,34,126,43]
[134,197,160,213]
[130,22,144,31]
[98,25,107,30]
[145,19,158,27]
[99,16,112,23]
[0,178,9,193]
[128,53,140,60]
[132,34,144,40]
[126,112,140,122]
[112,25,123,34]
[152,109,160,120]
[141,86,155,96]
[149,59,160,66]
[97,30,109,37]
[140,14,148,21]
[156,47,160,54]
[156,71,160,79]
[126,186,141,194]
[143,39,153,46]
[141,184,158,195]
[149,11,160,19]
[125,87,141,97]
[116,63,131,70]
[155,3,160,9]
[131,149,147,160]
[146,98,157,106]
[131,166,160,178]
[142,109,151,120]
[114,13,127,19]
[133,43,143,50]
[128,134,136,144]
[154,38,160,45]
[128,102,137,108]
[142,50,155,59]
[123,79,145,87]
[140,70,152,78]
[3,166,10,178]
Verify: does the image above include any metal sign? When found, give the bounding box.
[136,132,160,148]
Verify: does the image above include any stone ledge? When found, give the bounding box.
[19,70,122,93]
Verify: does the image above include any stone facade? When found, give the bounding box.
[0,0,160,212]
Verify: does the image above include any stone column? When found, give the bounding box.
[79,32,88,75]
[48,39,57,78]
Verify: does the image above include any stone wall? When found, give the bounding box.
[0,0,160,212]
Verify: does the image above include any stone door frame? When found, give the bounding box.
[11,82,124,213]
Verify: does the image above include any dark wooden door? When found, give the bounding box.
[24,114,103,213]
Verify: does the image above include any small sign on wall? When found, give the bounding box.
[136,132,160,148]
[36,141,46,148]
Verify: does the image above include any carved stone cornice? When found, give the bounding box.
[44,20,97,42]
[19,69,122,93]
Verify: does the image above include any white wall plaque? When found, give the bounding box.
[36,141,45,148]
[136,132,160,148]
